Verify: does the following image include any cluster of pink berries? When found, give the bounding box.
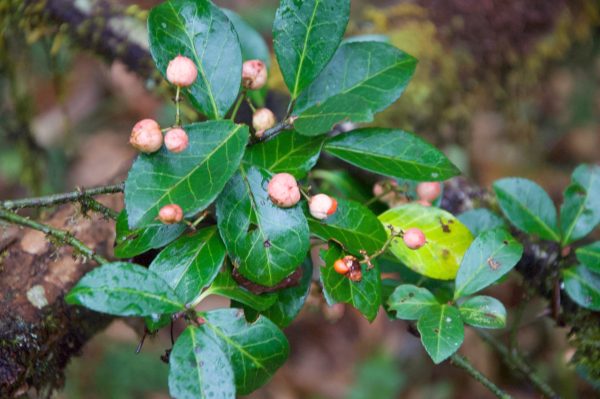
[241,60,277,138]
[267,173,338,219]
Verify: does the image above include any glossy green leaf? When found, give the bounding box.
[201,308,289,394]
[324,128,459,181]
[387,284,439,320]
[562,265,600,311]
[320,244,382,321]
[493,178,560,241]
[458,296,506,329]
[223,8,270,106]
[149,227,225,303]
[148,0,242,119]
[417,304,464,364]
[273,0,350,99]
[216,165,310,286]
[560,164,600,245]
[454,228,523,299]
[114,210,186,258]
[379,204,474,280]
[169,325,235,399]
[311,169,372,203]
[293,42,417,135]
[244,130,324,179]
[125,121,248,228]
[260,259,313,328]
[458,209,506,237]
[203,265,277,311]
[307,198,387,256]
[66,262,184,316]
[576,241,600,273]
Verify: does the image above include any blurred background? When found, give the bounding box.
[1,0,599,398]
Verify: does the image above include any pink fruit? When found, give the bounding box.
[166,55,198,87]
[268,173,301,208]
[252,108,276,138]
[158,204,183,224]
[130,119,163,153]
[403,227,426,250]
[242,60,267,90]
[164,128,189,153]
[309,194,338,219]
[416,182,442,202]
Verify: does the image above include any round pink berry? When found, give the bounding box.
[416,182,442,202]
[164,128,189,153]
[166,55,198,87]
[268,173,301,208]
[242,60,267,90]
[309,194,338,220]
[130,118,163,153]
[158,204,183,224]
[403,228,426,250]
[252,108,276,138]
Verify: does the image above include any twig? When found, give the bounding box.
[249,120,293,144]
[80,197,119,220]
[0,183,124,210]
[0,209,109,264]
[477,331,560,399]
[450,353,512,399]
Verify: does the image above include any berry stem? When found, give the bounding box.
[245,97,257,112]
[229,89,246,121]
[0,208,109,264]
[359,225,403,267]
[174,86,181,126]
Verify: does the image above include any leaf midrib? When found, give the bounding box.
[497,187,560,241]
[291,0,321,99]
[562,171,597,244]
[71,286,183,311]
[137,124,243,226]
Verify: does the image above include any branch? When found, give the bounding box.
[0,209,108,264]
[477,331,560,399]
[1,183,123,210]
[250,120,294,145]
[450,354,512,399]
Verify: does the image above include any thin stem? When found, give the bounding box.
[229,89,246,121]
[250,121,293,145]
[245,97,257,113]
[0,209,108,264]
[1,183,124,210]
[174,86,182,126]
[359,225,402,268]
[450,353,512,399]
[81,197,119,220]
[477,331,560,399]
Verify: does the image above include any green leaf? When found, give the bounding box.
[560,164,600,244]
[576,241,600,273]
[454,228,523,299]
[203,265,277,311]
[145,313,172,333]
[114,210,186,258]
[201,308,289,394]
[66,262,184,316]
[260,259,313,328]
[293,42,417,136]
[169,325,235,399]
[458,209,506,237]
[272,0,350,99]
[562,265,600,311]
[324,128,459,181]
[417,304,464,364]
[148,0,242,119]
[320,243,382,321]
[244,130,324,179]
[493,178,560,241]
[379,204,474,280]
[387,284,439,320]
[222,8,270,106]
[125,121,248,228]
[458,296,506,329]
[307,198,387,256]
[311,169,372,203]
[216,165,310,286]
[149,227,225,303]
